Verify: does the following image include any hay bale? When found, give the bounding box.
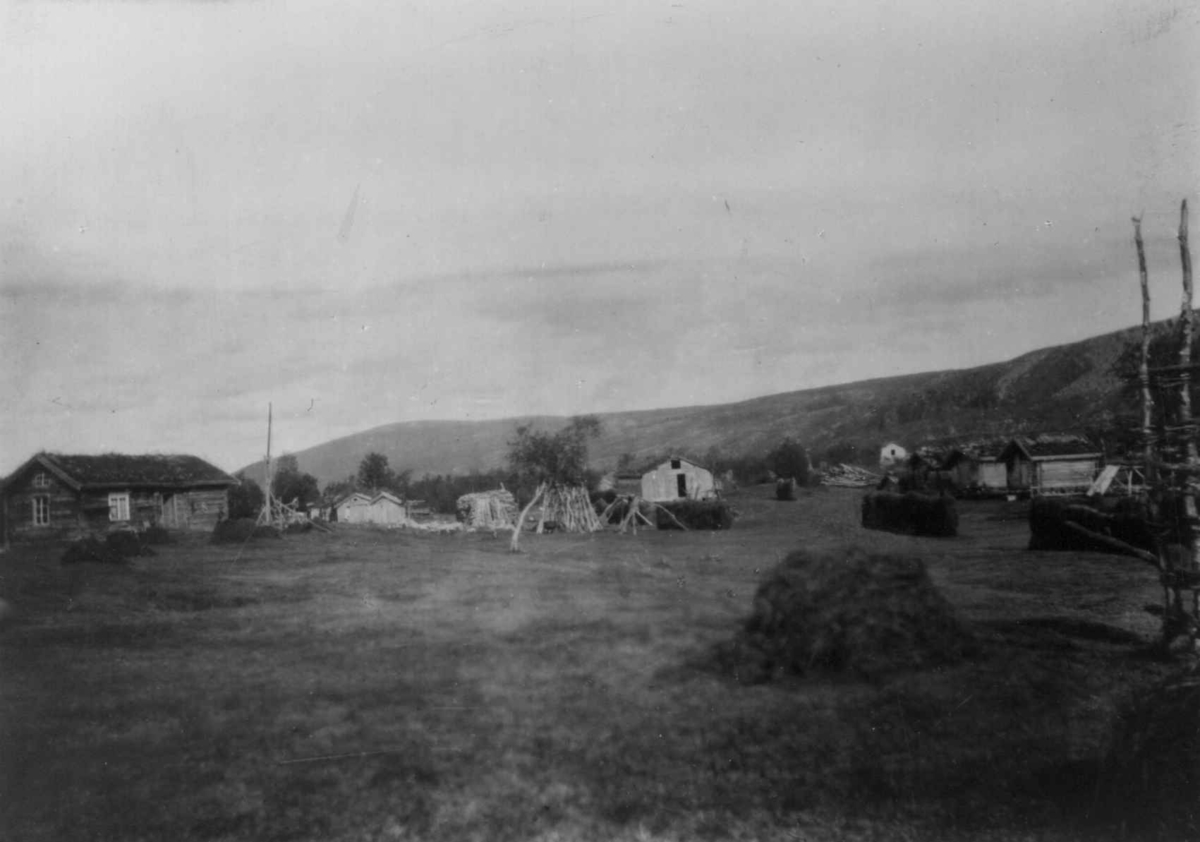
[721,547,973,682]
[210,518,281,544]
[861,491,958,537]
[1099,665,1200,839]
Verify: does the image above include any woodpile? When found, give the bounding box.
[819,463,881,488]
[534,485,602,533]
[717,547,973,683]
[861,491,958,537]
[456,489,518,531]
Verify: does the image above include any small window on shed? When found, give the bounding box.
[670,459,681,469]
[33,472,50,488]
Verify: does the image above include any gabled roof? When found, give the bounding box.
[1001,434,1101,462]
[334,492,373,508]
[6,452,237,491]
[646,455,711,474]
[369,491,405,507]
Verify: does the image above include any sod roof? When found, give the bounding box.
[8,452,238,490]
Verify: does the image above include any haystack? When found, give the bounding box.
[1099,664,1200,839]
[456,488,518,531]
[720,547,973,682]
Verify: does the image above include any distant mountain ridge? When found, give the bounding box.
[239,319,1160,488]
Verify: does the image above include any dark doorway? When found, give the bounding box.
[677,474,687,498]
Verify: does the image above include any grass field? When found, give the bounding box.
[0,487,1180,841]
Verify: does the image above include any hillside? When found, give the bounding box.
[240,319,1162,488]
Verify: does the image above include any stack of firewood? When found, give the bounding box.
[818,463,881,488]
[536,485,603,533]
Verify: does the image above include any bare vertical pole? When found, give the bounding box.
[1179,200,1198,573]
[1134,216,1155,483]
[260,402,274,526]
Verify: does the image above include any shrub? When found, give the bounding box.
[61,538,128,565]
[105,530,156,558]
[655,499,734,530]
[861,491,958,537]
[775,478,796,501]
[717,547,974,683]
[141,525,174,545]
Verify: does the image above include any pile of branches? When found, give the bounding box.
[818,463,881,488]
[716,547,974,683]
[861,491,958,537]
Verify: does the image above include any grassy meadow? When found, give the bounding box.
[0,487,1178,841]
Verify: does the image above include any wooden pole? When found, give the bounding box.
[259,403,275,527]
[1134,215,1155,483]
[1179,200,1199,575]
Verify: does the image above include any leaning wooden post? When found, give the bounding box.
[1134,216,1155,487]
[509,482,546,552]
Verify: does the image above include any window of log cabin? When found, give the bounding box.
[33,472,50,489]
[32,495,50,526]
[109,493,131,522]
[670,459,681,469]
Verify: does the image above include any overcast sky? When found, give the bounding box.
[2,0,1198,475]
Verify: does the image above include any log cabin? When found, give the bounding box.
[2,452,238,543]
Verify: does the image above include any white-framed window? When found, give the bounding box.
[32,496,50,526]
[33,472,50,488]
[109,492,131,522]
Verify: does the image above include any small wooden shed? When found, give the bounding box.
[1000,435,1102,496]
[640,457,717,502]
[333,492,373,523]
[367,491,408,525]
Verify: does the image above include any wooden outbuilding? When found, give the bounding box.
[640,457,718,502]
[2,452,237,543]
[367,491,408,525]
[1000,435,1102,496]
[333,492,373,523]
[941,440,1009,495]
